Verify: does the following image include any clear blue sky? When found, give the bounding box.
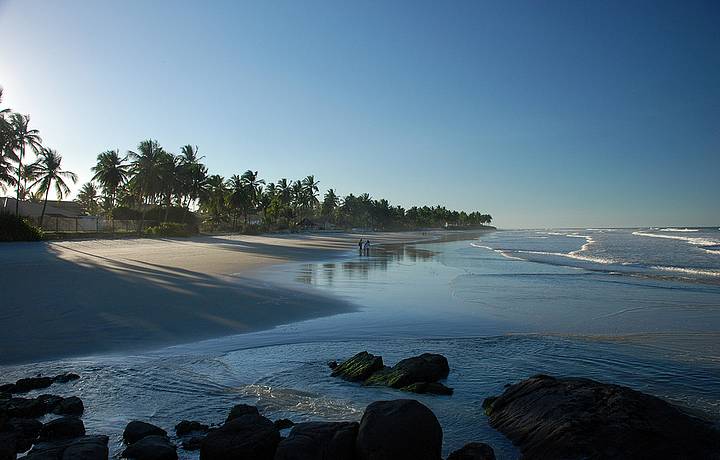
[1,0,718,228]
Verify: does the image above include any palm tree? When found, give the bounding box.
[226,174,247,230]
[200,174,227,229]
[9,114,42,216]
[19,163,39,200]
[91,149,129,210]
[127,140,165,230]
[75,182,101,215]
[302,175,320,206]
[0,152,15,192]
[321,188,339,218]
[276,178,292,205]
[30,148,77,226]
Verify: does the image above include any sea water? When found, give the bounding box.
[3,228,720,459]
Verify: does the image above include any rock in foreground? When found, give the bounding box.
[355,399,442,460]
[484,374,720,460]
[200,410,280,460]
[274,421,358,460]
[121,435,177,460]
[331,352,385,382]
[123,421,167,445]
[447,442,496,460]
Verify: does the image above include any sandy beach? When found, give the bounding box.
[0,232,430,364]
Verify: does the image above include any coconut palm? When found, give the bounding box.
[321,188,339,218]
[200,174,227,228]
[127,140,165,229]
[91,149,129,210]
[75,182,101,215]
[29,148,77,226]
[276,178,292,205]
[302,175,320,206]
[9,114,43,215]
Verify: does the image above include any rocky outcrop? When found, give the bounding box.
[331,352,385,382]
[38,417,85,442]
[355,399,442,460]
[123,421,167,445]
[200,407,280,460]
[274,421,358,460]
[121,435,177,460]
[273,418,295,430]
[331,352,453,395]
[0,394,83,419]
[447,442,496,460]
[0,417,42,453]
[484,374,720,460]
[0,374,79,394]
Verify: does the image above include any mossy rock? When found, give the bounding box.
[331,352,385,382]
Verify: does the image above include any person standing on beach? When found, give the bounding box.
[358,239,364,255]
[364,239,371,256]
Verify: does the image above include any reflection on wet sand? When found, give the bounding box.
[296,243,436,285]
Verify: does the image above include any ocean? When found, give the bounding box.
[3,228,720,459]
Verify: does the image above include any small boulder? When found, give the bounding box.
[226,404,260,422]
[123,421,167,445]
[53,374,80,384]
[274,418,295,430]
[181,436,204,451]
[364,354,449,389]
[355,399,442,460]
[13,377,54,393]
[52,396,84,416]
[121,435,177,460]
[274,421,358,460]
[0,396,46,418]
[331,352,384,382]
[447,442,496,460]
[38,417,85,442]
[200,412,280,460]
[484,374,720,459]
[61,435,109,460]
[175,420,209,436]
[327,361,338,369]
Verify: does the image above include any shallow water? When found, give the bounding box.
[3,228,720,459]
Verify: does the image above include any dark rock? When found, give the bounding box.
[123,421,167,445]
[52,397,84,416]
[38,417,85,442]
[0,393,10,401]
[355,399,442,460]
[28,435,110,460]
[274,421,358,460]
[0,385,15,395]
[327,361,338,369]
[181,436,204,451]
[200,412,280,460]
[274,418,295,430]
[225,404,260,422]
[0,433,15,460]
[331,352,384,382]
[484,374,720,460]
[399,382,453,395]
[37,395,64,413]
[0,397,46,418]
[53,374,80,384]
[1,417,43,452]
[61,435,109,460]
[121,435,177,460]
[447,442,496,460]
[175,420,209,436]
[365,354,449,389]
[13,377,54,393]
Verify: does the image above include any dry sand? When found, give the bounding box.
[0,232,430,364]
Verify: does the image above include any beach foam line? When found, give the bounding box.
[632,231,719,248]
[650,265,720,277]
[469,242,526,260]
[658,228,699,232]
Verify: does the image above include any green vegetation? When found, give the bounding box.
[0,213,43,241]
[145,222,195,237]
[1,86,492,235]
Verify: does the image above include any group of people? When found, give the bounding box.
[358,238,371,256]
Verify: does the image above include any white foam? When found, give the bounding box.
[632,231,719,248]
[470,242,525,260]
[659,228,699,232]
[651,265,720,277]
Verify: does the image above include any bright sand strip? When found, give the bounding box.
[0,232,429,364]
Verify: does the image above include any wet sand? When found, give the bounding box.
[0,232,431,364]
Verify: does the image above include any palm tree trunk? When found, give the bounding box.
[39,180,51,227]
[15,145,24,216]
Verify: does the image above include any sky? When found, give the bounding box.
[0,0,718,228]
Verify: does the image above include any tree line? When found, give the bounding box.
[1,88,492,232]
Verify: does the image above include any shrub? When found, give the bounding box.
[144,222,195,237]
[0,213,44,241]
